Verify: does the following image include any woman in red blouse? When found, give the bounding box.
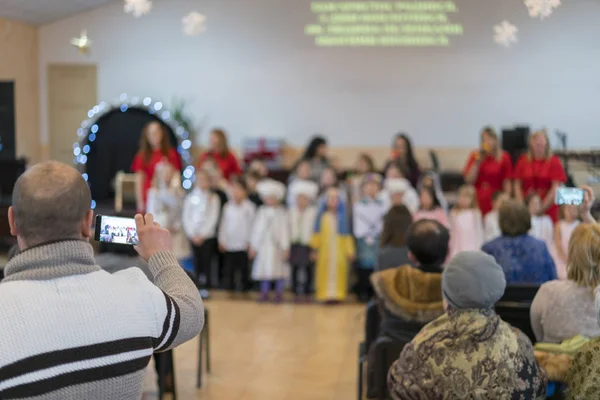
[462,127,513,215]
[197,129,242,180]
[131,121,182,212]
[514,130,567,222]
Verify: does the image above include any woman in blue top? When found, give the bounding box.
[482,199,557,284]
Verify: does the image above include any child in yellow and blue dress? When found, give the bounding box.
[353,174,387,302]
[311,187,355,303]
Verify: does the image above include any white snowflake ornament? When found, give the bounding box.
[182,12,207,36]
[124,0,152,18]
[494,20,518,48]
[524,0,561,19]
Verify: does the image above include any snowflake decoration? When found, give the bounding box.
[182,12,207,36]
[524,0,561,19]
[124,0,152,18]
[494,20,518,47]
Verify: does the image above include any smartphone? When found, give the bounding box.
[94,215,138,245]
[555,187,584,206]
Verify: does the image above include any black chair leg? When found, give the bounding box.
[158,351,176,400]
[358,342,365,400]
[206,309,211,373]
[197,332,203,388]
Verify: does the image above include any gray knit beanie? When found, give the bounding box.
[442,251,506,309]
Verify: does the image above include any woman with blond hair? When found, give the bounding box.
[197,128,242,180]
[462,126,513,215]
[531,222,600,343]
[514,130,567,222]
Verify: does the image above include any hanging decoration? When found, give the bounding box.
[182,12,207,36]
[524,0,561,19]
[124,0,152,18]
[71,30,92,54]
[494,21,518,47]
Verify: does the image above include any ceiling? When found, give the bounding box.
[0,0,116,25]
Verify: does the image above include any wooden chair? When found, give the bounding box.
[197,308,211,388]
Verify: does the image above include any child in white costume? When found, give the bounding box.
[381,177,419,214]
[146,162,190,260]
[249,179,290,302]
[288,180,319,301]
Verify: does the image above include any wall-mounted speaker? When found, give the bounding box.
[0,81,16,160]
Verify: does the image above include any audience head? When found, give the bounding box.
[356,153,376,174]
[195,169,212,191]
[498,199,531,236]
[361,173,382,199]
[525,193,542,216]
[249,158,269,178]
[303,135,328,161]
[567,224,600,288]
[442,251,506,310]
[492,191,509,211]
[419,186,440,211]
[320,167,338,189]
[245,171,262,192]
[9,161,93,249]
[456,184,477,209]
[209,128,230,155]
[380,205,412,248]
[295,159,312,181]
[561,203,580,222]
[480,126,500,156]
[140,121,170,161]
[529,130,551,160]
[406,219,450,266]
[230,176,248,203]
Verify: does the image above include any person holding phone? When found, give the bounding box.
[514,130,567,222]
[462,127,513,216]
[0,161,203,399]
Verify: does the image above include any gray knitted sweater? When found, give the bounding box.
[0,240,203,399]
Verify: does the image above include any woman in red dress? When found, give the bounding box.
[131,121,182,212]
[462,127,513,215]
[197,129,242,180]
[514,130,567,223]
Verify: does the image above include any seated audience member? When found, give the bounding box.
[531,223,600,343]
[376,205,413,271]
[388,251,547,399]
[482,199,557,284]
[0,161,203,399]
[483,191,509,242]
[371,219,448,341]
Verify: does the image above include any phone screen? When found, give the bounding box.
[95,215,138,245]
[555,187,584,206]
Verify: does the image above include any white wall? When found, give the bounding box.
[39,0,600,149]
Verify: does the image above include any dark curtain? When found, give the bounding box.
[85,107,179,202]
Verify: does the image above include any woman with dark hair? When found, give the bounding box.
[384,133,421,188]
[299,135,329,182]
[197,128,242,180]
[376,205,413,271]
[132,121,182,212]
[463,126,513,216]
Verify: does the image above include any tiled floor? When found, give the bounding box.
[171,292,365,399]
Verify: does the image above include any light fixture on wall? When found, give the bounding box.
[494,21,518,48]
[71,30,92,54]
[182,12,207,36]
[124,0,152,18]
[524,0,561,19]
[74,93,196,209]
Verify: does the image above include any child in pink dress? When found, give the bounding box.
[413,186,449,228]
[449,185,484,259]
[552,204,580,280]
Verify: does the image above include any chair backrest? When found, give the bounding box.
[365,300,381,352]
[499,283,541,303]
[368,335,408,400]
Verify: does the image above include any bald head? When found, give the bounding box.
[11,161,92,247]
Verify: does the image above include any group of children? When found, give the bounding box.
[145,151,581,304]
